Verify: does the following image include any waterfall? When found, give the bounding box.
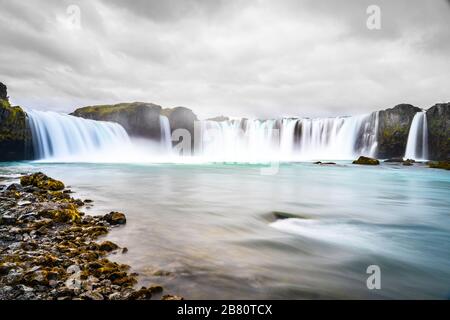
[26,109,381,163]
[198,114,379,161]
[404,112,429,160]
[159,115,172,153]
[27,110,132,161]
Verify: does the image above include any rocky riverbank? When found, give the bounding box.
[0,172,182,300]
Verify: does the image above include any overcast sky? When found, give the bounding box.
[0,0,449,119]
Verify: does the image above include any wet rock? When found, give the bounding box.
[0,262,15,275]
[20,173,65,191]
[403,159,414,166]
[428,160,450,170]
[264,211,309,222]
[98,241,119,252]
[108,292,123,300]
[162,294,184,300]
[74,199,84,207]
[6,183,23,191]
[128,287,153,300]
[148,285,163,294]
[80,291,104,300]
[384,157,405,163]
[152,270,172,277]
[103,212,126,225]
[1,214,16,225]
[352,156,380,165]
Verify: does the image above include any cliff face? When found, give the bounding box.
[161,106,198,149]
[71,102,163,140]
[376,104,422,159]
[0,83,32,161]
[72,103,198,144]
[426,103,450,160]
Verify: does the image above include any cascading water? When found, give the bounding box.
[404,111,429,160]
[26,109,380,163]
[27,110,132,162]
[198,113,379,161]
[159,115,172,153]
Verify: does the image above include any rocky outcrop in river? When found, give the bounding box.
[0,83,32,162]
[375,104,422,159]
[71,102,164,140]
[71,103,198,143]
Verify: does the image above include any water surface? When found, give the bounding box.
[1,161,449,299]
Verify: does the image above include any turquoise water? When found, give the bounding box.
[1,161,449,299]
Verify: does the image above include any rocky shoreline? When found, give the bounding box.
[0,172,182,300]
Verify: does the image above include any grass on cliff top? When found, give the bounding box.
[74,102,165,116]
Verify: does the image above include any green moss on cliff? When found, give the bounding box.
[0,100,29,141]
[74,103,136,116]
[0,81,34,161]
[0,97,33,161]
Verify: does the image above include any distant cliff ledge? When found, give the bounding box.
[71,102,197,143]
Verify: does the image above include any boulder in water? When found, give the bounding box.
[313,161,336,165]
[352,156,380,165]
[403,159,414,166]
[428,160,450,170]
[384,157,405,163]
[103,211,126,225]
[20,173,65,191]
[270,211,310,221]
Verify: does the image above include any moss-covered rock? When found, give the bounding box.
[103,211,126,225]
[352,156,380,165]
[39,204,81,223]
[376,104,422,159]
[0,82,33,161]
[403,159,414,166]
[426,103,450,160]
[20,172,65,191]
[98,241,119,252]
[428,160,450,170]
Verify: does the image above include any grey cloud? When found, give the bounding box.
[0,0,448,118]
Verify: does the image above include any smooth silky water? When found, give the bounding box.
[1,161,449,299]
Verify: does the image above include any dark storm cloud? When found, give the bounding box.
[0,0,448,118]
